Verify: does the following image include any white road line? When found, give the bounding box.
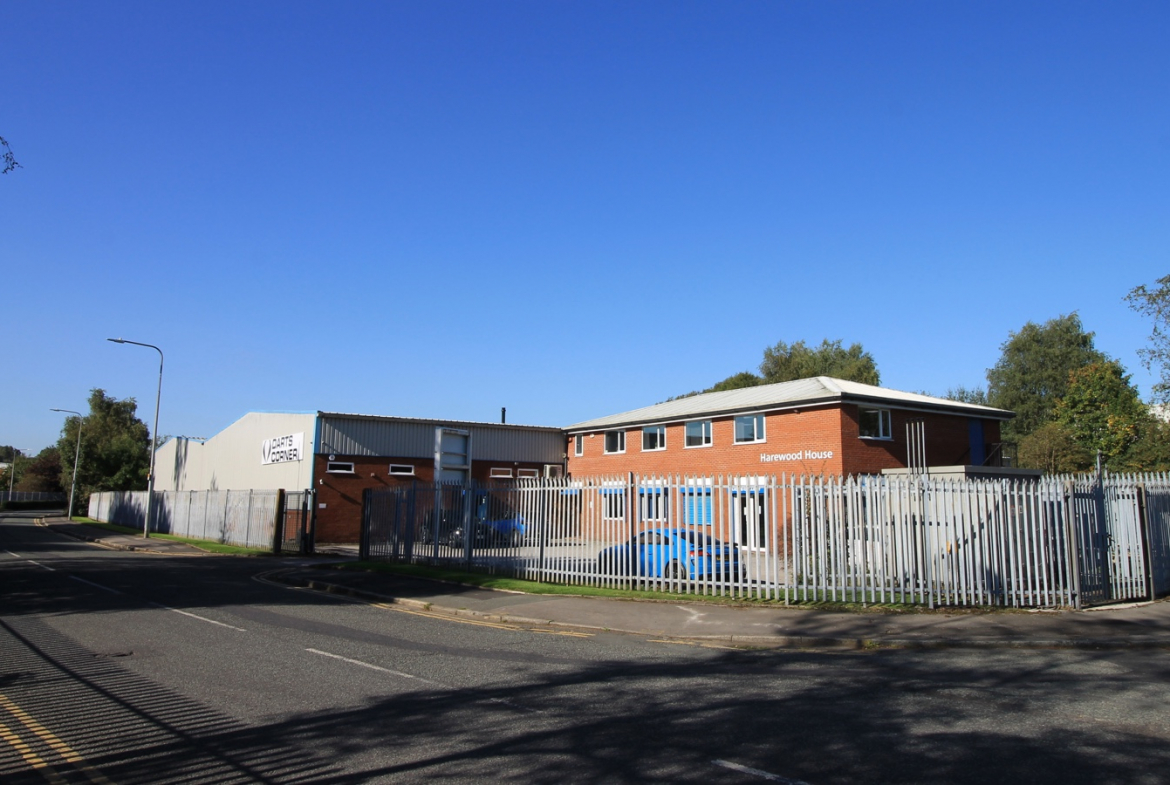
[68,575,246,631]
[712,759,811,784]
[306,648,440,685]
[4,550,54,571]
[305,648,542,713]
[69,576,122,594]
[145,602,247,632]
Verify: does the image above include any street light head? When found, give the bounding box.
[107,338,125,344]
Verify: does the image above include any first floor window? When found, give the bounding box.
[642,424,666,451]
[388,464,415,476]
[604,430,626,454]
[574,434,584,456]
[517,468,539,479]
[490,467,513,478]
[734,414,765,443]
[685,420,712,448]
[859,408,892,439]
[327,461,355,473]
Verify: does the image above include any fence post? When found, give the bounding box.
[359,488,371,561]
[1063,481,1082,610]
[1136,483,1157,601]
[272,489,286,555]
[308,488,317,555]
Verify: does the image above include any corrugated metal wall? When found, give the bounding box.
[318,415,564,464]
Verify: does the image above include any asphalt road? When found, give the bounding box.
[2,511,1169,784]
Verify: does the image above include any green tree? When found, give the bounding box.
[1017,422,1092,474]
[944,385,989,405]
[760,339,880,385]
[1125,274,1170,404]
[707,371,762,393]
[19,447,64,494]
[986,314,1107,440]
[56,389,151,513]
[1117,416,1170,472]
[1054,361,1146,468]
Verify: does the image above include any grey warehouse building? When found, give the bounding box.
[153,411,566,542]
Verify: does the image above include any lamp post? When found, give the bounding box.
[51,409,83,520]
[6,449,21,497]
[108,338,163,539]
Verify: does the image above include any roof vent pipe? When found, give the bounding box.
[501,407,506,424]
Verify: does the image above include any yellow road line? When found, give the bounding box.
[0,720,66,784]
[371,602,593,637]
[0,693,114,785]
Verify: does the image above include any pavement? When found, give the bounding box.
[35,516,1170,650]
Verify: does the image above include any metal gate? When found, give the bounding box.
[275,489,316,555]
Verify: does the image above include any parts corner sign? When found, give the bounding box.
[262,432,304,465]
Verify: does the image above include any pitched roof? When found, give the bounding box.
[566,376,1012,431]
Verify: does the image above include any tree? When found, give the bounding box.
[986,313,1107,440]
[945,386,989,405]
[707,371,762,393]
[760,339,880,385]
[1017,422,1092,474]
[1054,361,1146,468]
[56,389,151,513]
[1117,416,1170,472]
[1125,274,1170,404]
[0,135,20,175]
[19,448,64,494]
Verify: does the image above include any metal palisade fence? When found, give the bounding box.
[88,489,315,553]
[360,472,1170,609]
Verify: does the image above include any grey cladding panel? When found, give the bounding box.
[319,416,564,463]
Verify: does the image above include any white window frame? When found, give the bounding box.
[326,461,355,474]
[388,464,415,476]
[859,408,893,440]
[733,413,766,444]
[604,430,626,454]
[574,434,583,456]
[641,424,666,452]
[684,419,713,449]
[517,468,539,479]
[490,467,514,478]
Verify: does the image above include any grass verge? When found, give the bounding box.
[333,560,1006,613]
[65,519,273,556]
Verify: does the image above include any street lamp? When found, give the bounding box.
[108,338,163,539]
[7,449,22,497]
[51,408,83,520]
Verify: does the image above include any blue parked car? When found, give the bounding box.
[598,528,742,580]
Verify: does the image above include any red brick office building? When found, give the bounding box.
[565,376,1012,478]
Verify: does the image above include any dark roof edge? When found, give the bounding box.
[565,395,1013,433]
[318,411,565,433]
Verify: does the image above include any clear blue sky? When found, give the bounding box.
[3,1,1168,454]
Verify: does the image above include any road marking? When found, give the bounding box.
[145,602,247,632]
[371,602,593,638]
[0,719,66,784]
[712,759,810,784]
[648,639,741,650]
[69,576,123,594]
[4,550,55,571]
[306,648,440,684]
[0,693,114,785]
[305,648,542,713]
[68,575,245,631]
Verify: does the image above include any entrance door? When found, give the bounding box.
[734,489,767,551]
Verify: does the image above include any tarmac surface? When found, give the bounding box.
[37,516,1170,650]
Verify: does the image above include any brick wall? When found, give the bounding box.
[313,455,552,543]
[567,403,1006,479]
